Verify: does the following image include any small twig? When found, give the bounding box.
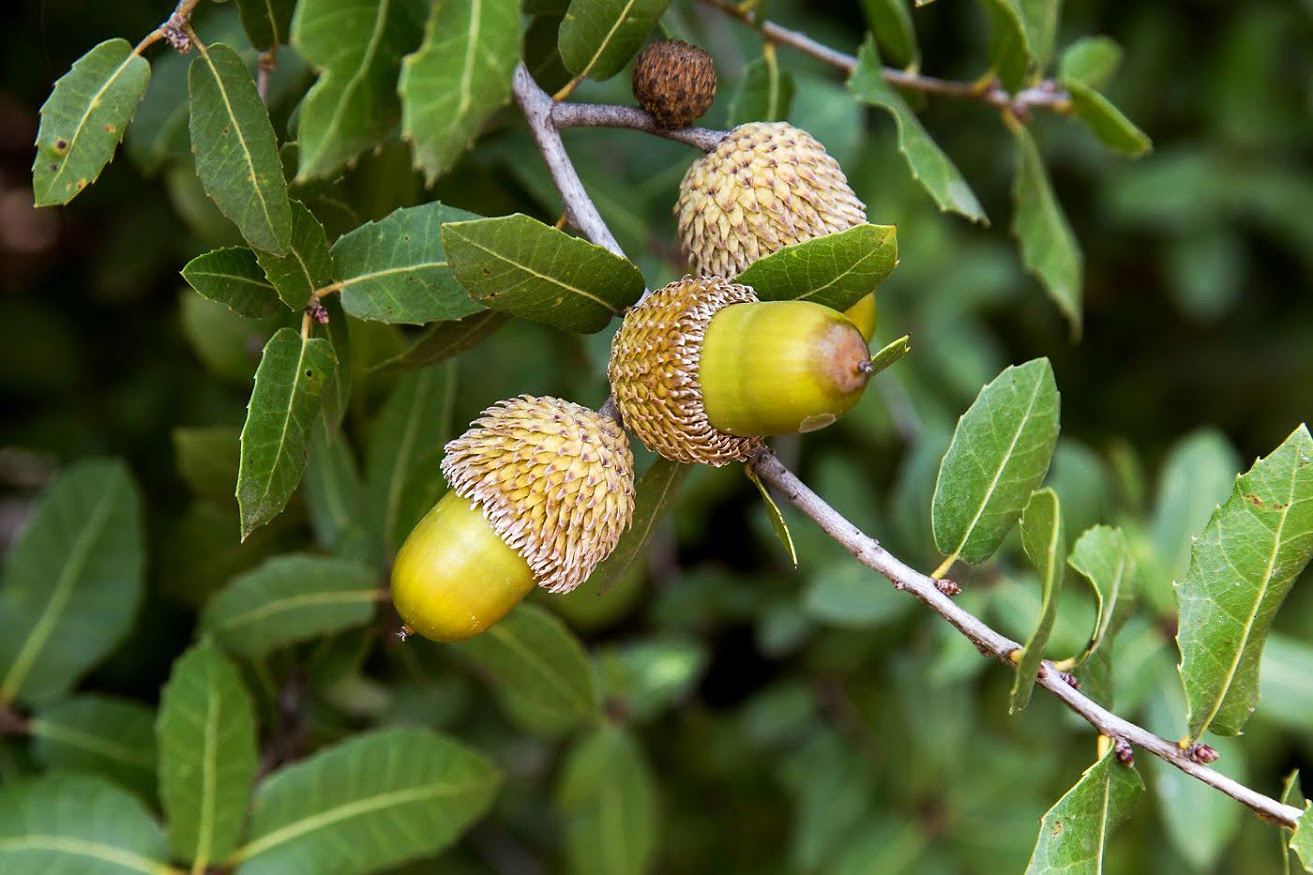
[134,0,204,56]
[257,47,278,104]
[698,0,1071,115]
[552,102,726,152]
[746,448,1303,828]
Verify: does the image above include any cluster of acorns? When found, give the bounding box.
[392,42,881,642]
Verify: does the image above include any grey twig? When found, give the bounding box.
[512,47,1300,832]
[552,102,726,152]
[698,0,1071,116]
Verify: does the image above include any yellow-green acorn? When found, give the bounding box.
[608,276,872,466]
[632,39,717,130]
[391,395,635,642]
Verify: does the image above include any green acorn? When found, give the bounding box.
[607,276,871,465]
[391,395,635,642]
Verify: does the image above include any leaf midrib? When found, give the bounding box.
[571,0,640,82]
[0,835,168,874]
[215,588,375,634]
[451,230,615,313]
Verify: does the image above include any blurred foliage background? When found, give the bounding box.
[1,0,1311,872]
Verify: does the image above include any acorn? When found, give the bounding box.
[391,395,635,642]
[607,276,872,466]
[676,121,867,279]
[632,39,717,130]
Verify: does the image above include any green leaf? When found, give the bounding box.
[1064,525,1133,707]
[399,0,519,185]
[369,310,511,372]
[442,214,644,333]
[869,334,911,377]
[727,54,795,126]
[1261,634,1313,732]
[304,419,367,552]
[733,224,898,312]
[29,696,158,802]
[747,465,797,568]
[598,637,707,723]
[1011,488,1065,713]
[32,39,150,206]
[1024,747,1143,874]
[188,42,293,254]
[1018,0,1059,70]
[931,359,1061,570]
[847,37,986,223]
[236,328,337,539]
[236,0,296,51]
[202,555,379,657]
[982,0,1032,91]
[1059,36,1122,90]
[331,202,483,324]
[454,603,600,735]
[0,460,144,706]
[234,727,500,875]
[558,0,673,82]
[860,0,919,70]
[173,425,243,502]
[1286,775,1312,873]
[557,724,658,875]
[1011,122,1083,335]
[1063,81,1152,157]
[156,642,258,868]
[803,561,913,629]
[365,361,456,557]
[585,457,689,594]
[1280,772,1306,875]
[254,199,334,311]
[181,247,284,317]
[0,773,171,874]
[1178,424,1313,740]
[291,0,427,181]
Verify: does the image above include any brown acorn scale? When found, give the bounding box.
[609,277,764,466]
[632,39,717,130]
[676,121,866,278]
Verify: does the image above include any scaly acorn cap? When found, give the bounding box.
[675,121,867,278]
[440,395,636,594]
[632,39,717,130]
[608,276,764,465]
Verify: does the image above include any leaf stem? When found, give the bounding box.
[697,0,1071,116]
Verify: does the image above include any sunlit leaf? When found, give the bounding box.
[234,728,498,874]
[1024,747,1143,874]
[557,724,658,875]
[182,247,285,317]
[1059,36,1122,90]
[1178,424,1313,740]
[454,603,600,735]
[931,359,1060,571]
[1064,82,1152,157]
[202,555,379,657]
[0,460,144,706]
[33,39,150,206]
[734,224,898,312]
[847,37,986,223]
[558,0,673,82]
[1011,122,1083,334]
[399,0,519,185]
[237,328,336,539]
[291,0,426,180]
[0,774,171,874]
[157,643,257,868]
[443,214,644,333]
[1011,487,1064,713]
[29,696,157,802]
[188,42,292,254]
[331,202,483,324]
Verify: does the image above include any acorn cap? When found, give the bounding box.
[676,121,867,278]
[632,39,717,129]
[441,395,635,593]
[608,276,764,465]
